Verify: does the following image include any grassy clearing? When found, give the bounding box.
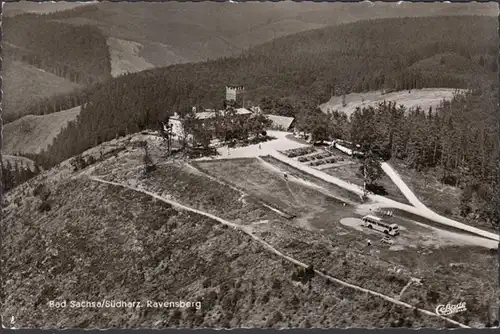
[194,158,355,223]
[319,88,463,118]
[260,155,363,204]
[97,157,281,225]
[390,161,461,212]
[3,106,81,155]
[107,37,155,77]
[2,60,81,122]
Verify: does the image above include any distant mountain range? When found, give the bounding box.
[4,1,497,69]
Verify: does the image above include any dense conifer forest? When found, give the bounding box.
[1,160,40,193]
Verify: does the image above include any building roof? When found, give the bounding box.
[195,111,215,120]
[235,108,252,115]
[265,114,295,130]
[197,108,253,119]
[172,108,253,121]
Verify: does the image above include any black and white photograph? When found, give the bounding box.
[1,0,499,329]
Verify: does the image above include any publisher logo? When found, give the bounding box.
[435,302,467,316]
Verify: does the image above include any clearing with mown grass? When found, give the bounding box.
[107,37,156,77]
[320,88,463,117]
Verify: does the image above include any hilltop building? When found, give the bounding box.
[167,107,253,143]
[225,85,244,102]
[225,85,245,108]
[166,85,297,146]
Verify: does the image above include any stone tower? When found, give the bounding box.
[225,85,244,103]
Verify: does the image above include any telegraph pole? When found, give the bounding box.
[167,123,173,156]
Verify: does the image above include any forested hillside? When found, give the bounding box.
[3,13,111,86]
[33,15,497,169]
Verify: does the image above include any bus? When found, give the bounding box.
[362,215,399,236]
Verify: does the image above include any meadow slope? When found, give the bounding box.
[320,89,463,117]
[2,60,81,122]
[3,106,81,155]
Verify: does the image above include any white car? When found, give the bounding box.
[381,236,395,245]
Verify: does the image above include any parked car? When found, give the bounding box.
[381,236,395,245]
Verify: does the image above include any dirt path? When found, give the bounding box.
[87,175,468,328]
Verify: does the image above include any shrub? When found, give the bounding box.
[38,200,52,213]
[366,183,388,195]
[202,278,211,288]
[266,311,283,327]
[271,278,282,290]
[70,155,88,171]
[86,155,96,166]
[441,174,458,186]
[426,289,440,304]
[171,309,182,320]
[33,183,46,197]
[261,292,270,304]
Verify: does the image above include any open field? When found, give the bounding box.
[2,60,81,122]
[194,158,356,227]
[3,106,81,155]
[319,89,464,117]
[259,155,364,204]
[107,37,155,77]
